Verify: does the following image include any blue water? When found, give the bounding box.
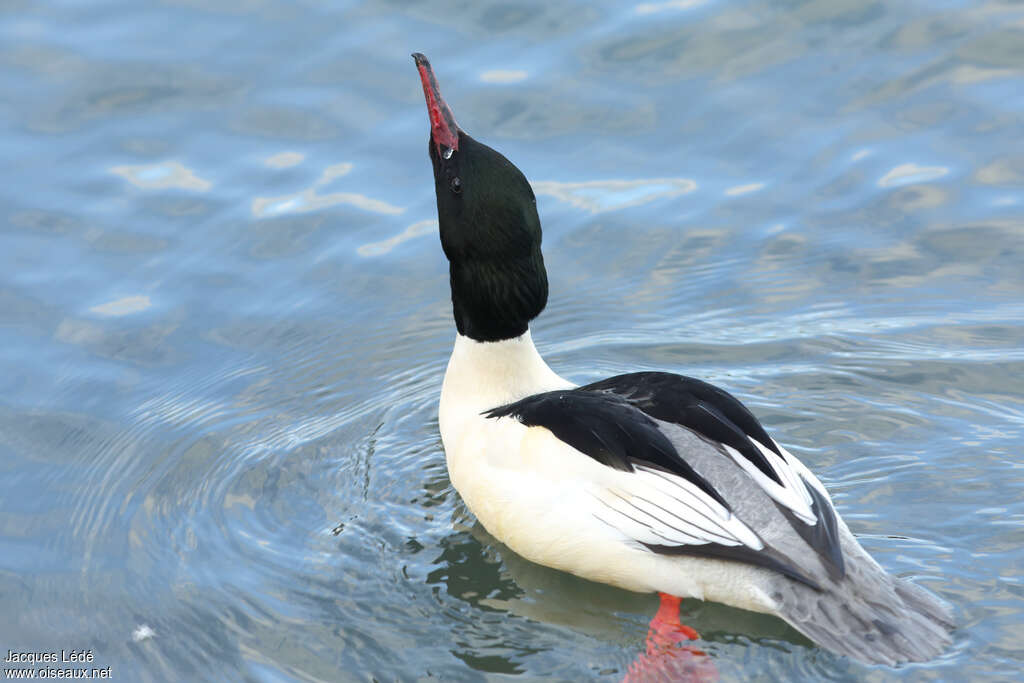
[2,0,1023,680]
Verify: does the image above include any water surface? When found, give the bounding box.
[2,0,1023,680]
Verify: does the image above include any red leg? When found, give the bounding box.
[648,593,700,649]
[623,593,718,683]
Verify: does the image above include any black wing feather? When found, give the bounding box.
[583,372,784,486]
[643,542,822,590]
[484,390,728,508]
[794,475,845,579]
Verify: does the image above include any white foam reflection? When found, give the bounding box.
[252,162,403,218]
[131,625,156,642]
[358,219,437,257]
[481,69,528,84]
[110,161,211,191]
[316,162,353,183]
[532,177,696,213]
[89,295,151,317]
[878,163,949,188]
[725,182,765,196]
[635,0,707,15]
[263,151,304,168]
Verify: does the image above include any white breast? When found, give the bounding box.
[439,330,573,449]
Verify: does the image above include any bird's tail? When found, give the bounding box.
[772,566,954,666]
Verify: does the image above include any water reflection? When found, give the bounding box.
[252,162,403,218]
[975,158,1024,185]
[877,163,949,188]
[2,0,1023,679]
[358,219,437,257]
[533,177,696,213]
[636,0,708,15]
[480,70,528,84]
[427,520,812,679]
[110,161,211,191]
[89,295,151,317]
[724,182,765,197]
[262,151,305,169]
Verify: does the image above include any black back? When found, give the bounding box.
[584,372,783,485]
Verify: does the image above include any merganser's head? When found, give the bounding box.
[413,53,547,343]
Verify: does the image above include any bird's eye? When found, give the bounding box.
[450,176,462,194]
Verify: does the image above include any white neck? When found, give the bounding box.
[439,330,574,438]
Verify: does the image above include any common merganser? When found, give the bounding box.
[412,52,953,666]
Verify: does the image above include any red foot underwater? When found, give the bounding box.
[623,593,718,683]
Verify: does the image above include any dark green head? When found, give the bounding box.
[413,54,548,342]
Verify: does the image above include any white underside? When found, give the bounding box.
[438,330,784,614]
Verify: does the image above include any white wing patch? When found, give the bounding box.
[775,441,831,500]
[720,439,819,525]
[590,464,765,552]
